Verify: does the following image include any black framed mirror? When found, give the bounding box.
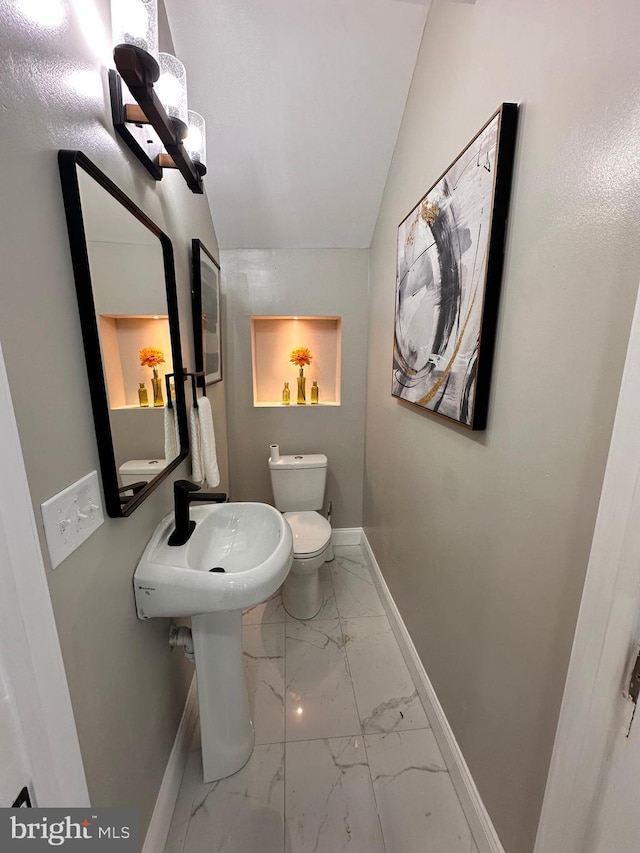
[58,150,188,517]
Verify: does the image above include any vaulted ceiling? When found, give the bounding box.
[164,0,431,249]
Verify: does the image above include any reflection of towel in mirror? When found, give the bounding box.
[164,403,179,461]
[190,396,220,487]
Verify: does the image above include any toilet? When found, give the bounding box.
[268,446,333,620]
[119,459,169,495]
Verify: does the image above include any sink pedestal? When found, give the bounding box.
[191,610,255,782]
[133,502,293,782]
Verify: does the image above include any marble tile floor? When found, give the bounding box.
[165,545,478,853]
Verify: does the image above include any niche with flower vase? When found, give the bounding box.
[250,316,341,407]
[99,322,173,410]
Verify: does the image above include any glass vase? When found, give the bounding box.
[297,368,306,404]
[151,368,164,407]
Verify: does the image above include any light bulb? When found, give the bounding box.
[157,74,181,107]
[185,111,206,166]
[187,126,202,152]
[156,53,188,128]
[111,0,158,61]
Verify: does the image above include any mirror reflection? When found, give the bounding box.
[78,169,176,489]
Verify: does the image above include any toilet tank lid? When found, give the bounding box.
[268,453,327,470]
[119,459,168,475]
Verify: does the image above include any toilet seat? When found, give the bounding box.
[283,511,331,558]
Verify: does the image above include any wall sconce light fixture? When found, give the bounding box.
[108,0,205,193]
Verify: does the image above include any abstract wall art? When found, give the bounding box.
[393,103,518,429]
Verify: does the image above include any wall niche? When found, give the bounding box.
[251,316,341,407]
[98,314,173,410]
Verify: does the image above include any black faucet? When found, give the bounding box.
[167,480,227,546]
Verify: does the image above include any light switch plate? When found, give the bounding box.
[41,471,104,569]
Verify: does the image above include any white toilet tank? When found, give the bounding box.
[119,459,168,487]
[269,453,327,512]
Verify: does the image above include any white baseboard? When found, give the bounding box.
[142,675,198,853]
[331,527,362,546]
[360,531,505,853]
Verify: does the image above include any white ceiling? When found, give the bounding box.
[164,0,431,249]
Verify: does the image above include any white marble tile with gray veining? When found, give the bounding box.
[284,563,338,622]
[243,623,285,744]
[332,545,365,558]
[163,742,201,853]
[181,743,285,853]
[285,736,385,853]
[330,548,386,618]
[343,615,429,734]
[285,618,361,741]
[165,545,479,853]
[365,729,475,853]
[243,587,287,625]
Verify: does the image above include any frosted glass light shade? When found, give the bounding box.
[111,0,158,61]
[186,111,206,165]
[157,53,188,128]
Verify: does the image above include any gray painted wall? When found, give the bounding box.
[0,0,229,836]
[364,1,640,850]
[222,250,368,526]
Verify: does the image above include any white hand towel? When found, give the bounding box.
[190,404,203,484]
[197,397,220,488]
[164,403,179,461]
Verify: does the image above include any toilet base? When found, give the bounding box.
[282,546,330,620]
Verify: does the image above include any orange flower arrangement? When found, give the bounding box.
[290,347,312,368]
[290,347,312,404]
[139,347,165,368]
[139,347,165,407]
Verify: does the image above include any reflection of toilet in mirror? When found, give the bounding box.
[268,445,333,620]
[119,459,169,496]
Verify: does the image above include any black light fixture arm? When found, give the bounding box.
[112,44,203,194]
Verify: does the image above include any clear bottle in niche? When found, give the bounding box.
[138,383,149,407]
[311,381,319,404]
[282,382,290,405]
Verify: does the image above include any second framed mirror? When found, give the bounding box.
[192,239,222,388]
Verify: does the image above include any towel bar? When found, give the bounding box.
[166,370,207,409]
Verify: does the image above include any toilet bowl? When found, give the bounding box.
[268,447,332,620]
[282,511,332,619]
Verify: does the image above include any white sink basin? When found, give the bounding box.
[134,502,293,619]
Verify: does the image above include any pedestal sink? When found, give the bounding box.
[134,503,293,782]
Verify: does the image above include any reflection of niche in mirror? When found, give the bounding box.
[98,316,173,473]
[98,316,173,409]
